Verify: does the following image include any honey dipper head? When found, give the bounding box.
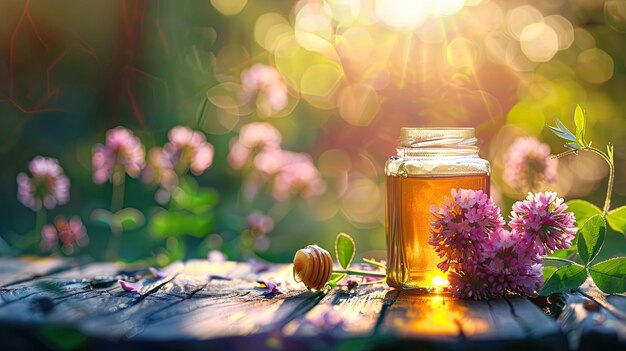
[293,244,333,291]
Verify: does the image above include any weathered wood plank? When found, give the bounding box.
[2,257,626,351]
[379,292,566,350]
[0,262,120,310]
[132,261,322,342]
[0,261,181,326]
[0,257,73,287]
[556,291,626,351]
[283,284,387,338]
[506,297,568,351]
[379,292,464,349]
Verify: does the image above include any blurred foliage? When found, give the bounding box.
[0,0,626,264]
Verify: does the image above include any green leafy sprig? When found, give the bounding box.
[542,105,626,295]
[549,105,615,217]
[324,232,386,289]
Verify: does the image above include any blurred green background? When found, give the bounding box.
[0,0,625,264]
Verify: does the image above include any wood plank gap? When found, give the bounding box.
[273,291,326,330]
[0,261,76,288]
[116,267,184,313]
[373,289,400,334]
[502,298,533,335]
[137,284,208,330]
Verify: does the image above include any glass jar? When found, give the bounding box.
[385,128,490,292]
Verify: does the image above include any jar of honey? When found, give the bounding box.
[385,128,490,291]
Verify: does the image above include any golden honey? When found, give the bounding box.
[385,128,490,291]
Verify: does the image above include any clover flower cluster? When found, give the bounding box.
[227,122,325,201]
[430,189,576,300]
[17,156,70,211]
[241,63,288,116]
[143,126,214,189]
[93,127,145,184]
[41,216,88,254]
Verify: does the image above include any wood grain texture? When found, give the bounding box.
[557,291,626,351]
[0,256,73,287]
[1,258,626,351]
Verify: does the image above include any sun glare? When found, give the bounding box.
[431,275,451,289]
[375,0,430,30]
[375,0,466,30]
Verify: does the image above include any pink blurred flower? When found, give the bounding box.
[241,64,288,115]
[40,225,58,252]
[227,140,252,170]
[239,122,282,149]
[164,126,214,175]
[253,148,288,175]
[429,189,505,272]
[17,156,70,211]
[509,191,577,255]
[93,127,145,184]
[272,152,325,201]
[142,147,177,189]
[246,211,274,235]
[503,137,558,192]
[40,216,88,254]
[228,122,282,170]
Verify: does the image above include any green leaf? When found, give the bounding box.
[539,263,587,296]
[91,209,113,227]
[542,266,558,284]
[589,257,626,294]
[577,215,606,265]
[574,104,586,146]
[566,200,602,227]
[607,206,626,235]
[149,210,214,238]
[150,211,185,237]
[549,118,577,142]
[550,247,577,259]
[183,212,215,237]
[608,143,614,164]
[326,273,347,288]
[335,232,356,270]
[172,186,219,213]
[114,208,145,231]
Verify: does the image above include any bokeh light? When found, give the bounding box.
[375,0,431,30]
[576,48,615,84]
[1,0,625,264]
[210,0,247,16]
[520,22,559,62]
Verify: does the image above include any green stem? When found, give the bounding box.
[358,278,387,286]
[34,209,47,250]
[333,269,387,277]
[107,168,126,261]
[111,168,126,213]
[544,256,577,265]
[106,227,122,261]
[362,258,387,269]
[584,146,614,217]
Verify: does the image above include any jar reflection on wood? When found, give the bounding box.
[385,128,490,292]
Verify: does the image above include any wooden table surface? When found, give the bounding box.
[0,257,625,351]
